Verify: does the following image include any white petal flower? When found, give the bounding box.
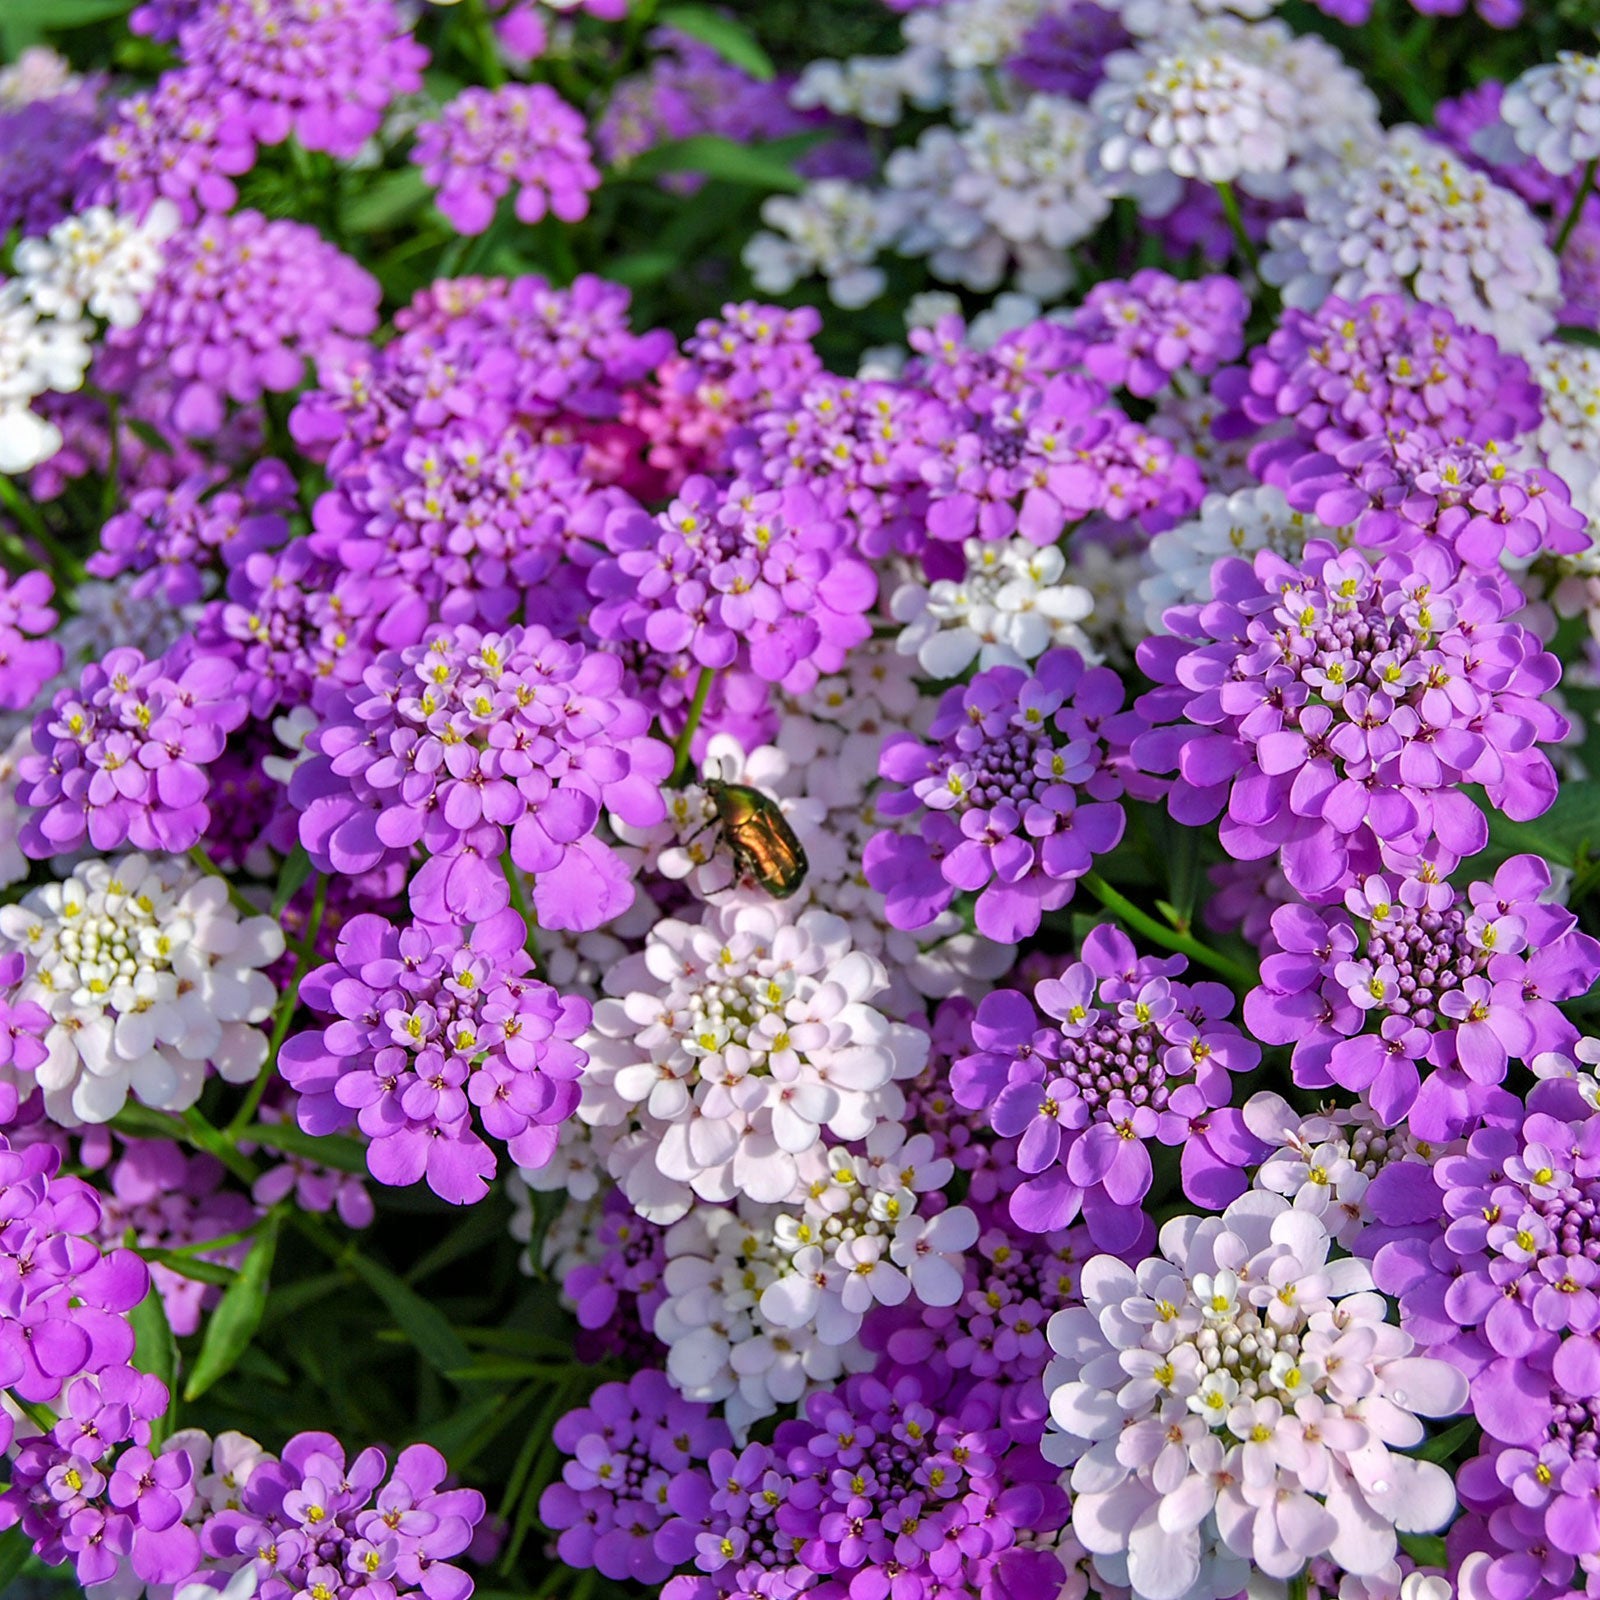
[1501,52,1600,178]
[0,853,285,1125]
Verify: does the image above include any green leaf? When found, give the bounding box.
[1478,784,1597,874]
[270,842,314,920]
[343,167,430,234]
[0,1526,33,1592]
[655,5,775,80]
[1558,323,1600,349]
[1416,1414,1478,1464]
[1398,1533,1448,1567]
[184,1212,281,1402]
[0,0,134,48]
[128,1283,180,1443]
[240,1120,370,1174]
[347,1253,473,1376]
[136,1246,240,1289]
[622,135,806,193]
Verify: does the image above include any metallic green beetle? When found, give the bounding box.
[701,778,809,900]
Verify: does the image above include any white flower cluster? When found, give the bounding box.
[1116,0,1284,33]
[577,898,929,1221]
[1045,1192,1469,1597]
[1137,486,1354,636]
[892,534,1097,676]
[899,0,1051,73]
[792,48,945,128]
[1090,32,1296,190]
[0,853,285,1124]
[0,202,177,474]
[657,1201,873,1436]
[656,1124,975,1434]
[1531,339,1600,529]
[1262,126,1562,353]
[1500,51,1600,178]
[744,180,889,310]
[0,46,82,105]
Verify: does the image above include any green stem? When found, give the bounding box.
[186,843,266,923]
[7,1391,60,1434]
[1556,157,1599,258]
[226,873,327,1138]
[1078,872,1258,989]
[463,0,507,87]
[1288,1573,1309,1600]
[101,395,122,523]
[0,476,86,588]
[501,850,541,965]
[1214,181,1260,276]
[671,666,716,785]
[181,1108,259,1187]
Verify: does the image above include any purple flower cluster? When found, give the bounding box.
[589,475,878,694]
[1248,854,1600,1137]
[538,1368,733,1583]
[1007,1,1130,100]
[951,925,1264,1248]
[89,458,296,606]
[174,0,427,161]
[598,28,814,177]
[546,1369,1071,1600]
[1227,292,1542,468]
[0,1368,197,1587]
[867,649,1146,942]
[290,623,670,927]
[0,1136,150,1424]
[563,1189,670,1364]
[1069,270,1250,399]
[0,79,106,236]
[1370,1078,1600,1591]
[98,210,381,439]
[199,1434,484,1600]
[1135,541,1568,902]
[100,71,259,224]
[414,84,600,235]
[280,907,590,1204]
[19,644,249,857]
[0,568,61,712]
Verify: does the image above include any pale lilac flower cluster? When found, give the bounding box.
[1046,1191,1469,1596]
[281,906,589,1204]
[868,648,1147,942]
[953,925,1264,1248]
[1135,541,1568,902]
[413,84,600,236]
[289,624,671,928]
[1069,270,1250,399]
[578,900,927,1220]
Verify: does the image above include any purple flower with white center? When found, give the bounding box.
[866,648,1147,943]
[0,568,61,711]
[0,1368,197,1589]
[18,644,249,859]
[952,925,1264,1250]
[279,906,590,1205]
[537,1368,732,1584]
[96,209,380,440]
[1246,854,1600,1137]
[173,0,427,161]
[198,1432,484,1600]
[1069,271,1250,399]
[414,84,600,236]
[1047,1192,1469,1596]
[98,69,259,224]
[1134,539,1568,903]
[588,474,877,695]
[289,622,670,928]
